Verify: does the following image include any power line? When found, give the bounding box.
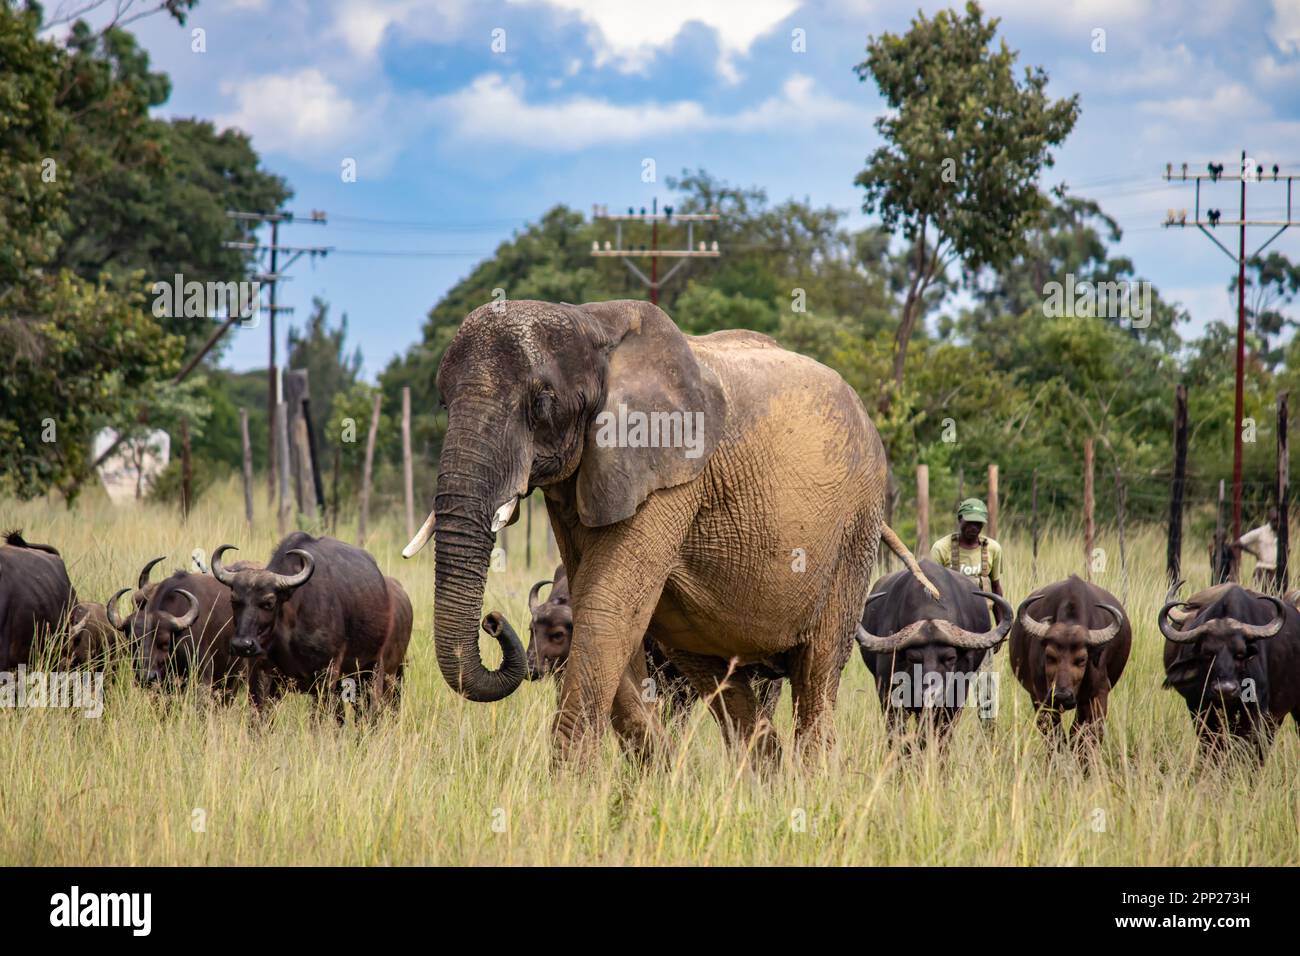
[590,199,720,305]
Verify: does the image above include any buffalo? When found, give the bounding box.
[64,602,118,668]
[524,563,775,722]
[0,531,77,670]
[1160,581,1300,763]
[109,564,245,696]
[211,533,411,719]
[855,558,1012,741]
[1009,576,1130,747]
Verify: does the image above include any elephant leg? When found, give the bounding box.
[786,609,857,762]
[551,504,690,769]
[609,647,668,768]
[660,647,782,766]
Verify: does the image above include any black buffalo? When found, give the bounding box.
[64,602,118,668]
[0,531,76,669]
[523,563,771,721]
[856,558,1012,741]
[1010,576,1130,747]
[109,564,244,695]
[211,533,410,719]
[1160,581,1300,763]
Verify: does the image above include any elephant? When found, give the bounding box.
[404,298,936,768]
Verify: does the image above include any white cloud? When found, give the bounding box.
[216,68,366,156]
[507,0,798,81]
[1137,83,1270,124]
[1272,0,1300,52]
[431,72,867,150]
[330,0,477,59]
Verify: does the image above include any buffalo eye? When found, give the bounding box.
[260,598,276,611]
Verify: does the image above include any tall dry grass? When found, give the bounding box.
[1,477,1297,865]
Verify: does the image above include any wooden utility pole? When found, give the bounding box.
[402,387,415,541]
[223,210,330,503]
[590,201,721,304]
[1278,391,1290,592]
[239,407,254,528]
[1168,384,1189,584]
[1162,157,1299,552]
[916,464,930,554]
[180,417,192,520]
[276,400,292,535]
[987,464,999,539]
[1083,438,1095,581]
[358,392,382,543]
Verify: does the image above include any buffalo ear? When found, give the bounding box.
[574,300,726,528]
[1163,659,1200,689]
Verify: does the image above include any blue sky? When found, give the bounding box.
[79,0,1300,379]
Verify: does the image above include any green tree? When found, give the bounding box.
[854,0,1079,398]
[0,1,181,499]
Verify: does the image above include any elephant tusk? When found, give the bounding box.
[402,509,437,559]
[490,496,518,533]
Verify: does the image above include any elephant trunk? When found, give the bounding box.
[433,430,527,703]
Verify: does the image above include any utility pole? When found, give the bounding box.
[1162,154,1298,547]
[224,209,330,501]
[591,200,720,304]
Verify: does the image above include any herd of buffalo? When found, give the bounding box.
[2,523,1300,763]
[0,530,410,720]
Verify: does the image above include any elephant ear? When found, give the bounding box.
[575,300,726,528]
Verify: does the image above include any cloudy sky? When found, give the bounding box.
[74,0,1300,378]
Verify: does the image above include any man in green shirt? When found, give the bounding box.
[931,497,1004,600]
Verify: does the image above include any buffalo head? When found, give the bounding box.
[212,544,314,658]
[1015,592,1124,710]
[1159,580,1284,705]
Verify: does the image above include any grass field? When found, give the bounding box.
[2,477,1298,866]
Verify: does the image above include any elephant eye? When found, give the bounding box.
[529,386,554,427]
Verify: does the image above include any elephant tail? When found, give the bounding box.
[880,525,942,601]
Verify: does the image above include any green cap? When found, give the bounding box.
[957,497,989,523]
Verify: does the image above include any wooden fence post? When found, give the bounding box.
[1083,439,1095,581]
[916,464,930,554]
[293,415,317,520]
[240,407,254,529]
[1168,383,1188,584]
[180,416,192,520]
[1278,391,1290,593]
[987,463,999,539]
[402,387,415,541]
[358,392,382,544]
